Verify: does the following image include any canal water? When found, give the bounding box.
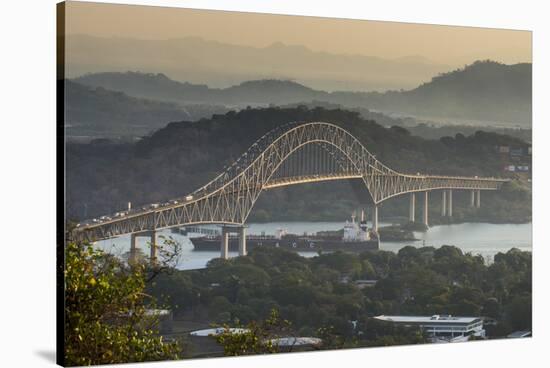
[96,222,532,270]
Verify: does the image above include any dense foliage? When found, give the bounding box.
[214,309,293,355]
[64,242,180,366]
[148,246,531,349]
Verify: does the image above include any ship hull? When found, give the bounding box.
[190,236,379,252]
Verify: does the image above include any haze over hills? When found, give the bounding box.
[74,73,324,106]
[65,80,190,137]
[330,60,532,125]
[74,60,532,127]
[65,80,229,138]
[66,35,451,91]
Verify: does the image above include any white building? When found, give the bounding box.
[374,314,485,343]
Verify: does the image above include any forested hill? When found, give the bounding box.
[327,61,532,125]
[65,80,191,137]
[74,61,532,126]
[412,61,531,100]
[136,106,527,176]
[66,106,530,222]
[381,61,532,124]
[65,80,229,138]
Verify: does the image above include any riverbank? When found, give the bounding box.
[246,216,532,226]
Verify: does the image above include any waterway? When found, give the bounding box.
[96,222,532,270]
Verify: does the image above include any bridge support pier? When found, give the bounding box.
[128,231,156,265]
[220,227,229,260]
[238,226,247,256]
[475,190,481,208]
[409,193,415,222]
[130,234,137,264]
[371,205,379,233]
[150,231,157,265]
[470,190,475,207]
[447,189,453,217]
[423,191,429,227]
[441,191,447,217]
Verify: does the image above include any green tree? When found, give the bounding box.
[215,309,293,356]
[507,294,532,330]
[64,242,180,366]
[208,296,233,322]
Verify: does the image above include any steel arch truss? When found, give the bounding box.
[74,122,508,242]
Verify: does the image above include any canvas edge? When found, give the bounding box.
[56,2,66,367]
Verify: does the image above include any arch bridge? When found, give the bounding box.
[73,122,509,260]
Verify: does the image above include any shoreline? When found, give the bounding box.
[245,218,532,226]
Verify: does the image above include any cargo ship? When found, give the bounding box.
[187,211,379,252]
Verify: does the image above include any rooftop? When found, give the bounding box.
[374,315,480,324]
[189,328,249,337]
[269,337,322,347]
[144,309,171,317]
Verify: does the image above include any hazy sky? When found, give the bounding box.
[65,1,531,66]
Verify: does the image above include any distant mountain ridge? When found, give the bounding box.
[401,61,531,123]
[329,60,532,124]
[74,72,325,105]
[74,60,532,126]
[66,34,450,91]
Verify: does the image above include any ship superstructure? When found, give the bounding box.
[343,210,371,242]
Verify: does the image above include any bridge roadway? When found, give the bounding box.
[72,122,509,261]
